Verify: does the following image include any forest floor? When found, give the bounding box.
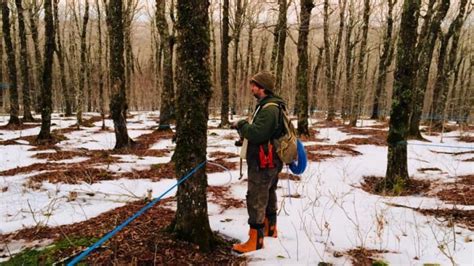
[0,112,473,265]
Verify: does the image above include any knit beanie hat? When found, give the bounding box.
[250,71,275,93]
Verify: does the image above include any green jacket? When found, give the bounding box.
[237,95,286,170]
[237,95,286,144]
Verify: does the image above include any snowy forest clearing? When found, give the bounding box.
[0,112,473,265]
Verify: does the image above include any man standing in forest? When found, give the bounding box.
[232,71,285,253]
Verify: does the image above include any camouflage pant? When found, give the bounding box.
[246,162,282,226]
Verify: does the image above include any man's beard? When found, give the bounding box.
[253,92,260,99]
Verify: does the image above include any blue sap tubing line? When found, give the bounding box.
[67,161,207,266]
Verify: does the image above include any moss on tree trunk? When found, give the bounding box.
[384,0,421,191]
[172,0,215,252]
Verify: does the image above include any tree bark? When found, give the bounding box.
[28,1,43,113]
[296,0,314,136]
[350,0,370,127]
[430,0,468,129]
[107,0,133,149]
[371,0,396,120]
[407,0,449,139]
[219,0,230,127]
[53,0,72,116]
[342,0,355,120]
[0,28,3,110]
[460,57,472,124]
[123,0,136,111]
[96,0,105,129]
[37,0,55,142]
[384,0,420,191]
[323,0,334,121]
[256,35,268,72]
[173,0,214,251]
[77,1,89,126]
[15,0,34,121]
[230,0,246,114]
[273,0,287,95]
[156,0,175,129]
[310,47,323,112]
[1,0,20,125]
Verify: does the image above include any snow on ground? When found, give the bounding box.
[0,113,473,265]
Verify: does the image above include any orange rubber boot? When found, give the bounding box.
[232,228,264,253]
[264,216,277,238]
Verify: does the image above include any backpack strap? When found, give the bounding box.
[262,102,286,140]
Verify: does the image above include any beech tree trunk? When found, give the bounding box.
[53,0,72,116]
[296,0,314,136]
[310,47,323,112]
[1,0,20,125]
[219,0,230,127]
[342,0,355,119]
[430,0,468,129]
[350,0,370,127]
[384,0,420,191]
[107,0,133,149]
[28,2,42,113]
[77,1,89,126]
[231,0,246,114]
[273,0,287,95]
[408,0,449,138]
[15,0,34,121]
[156,0,175,129]
[173,0,215,252]
[371,0,396,120]
[323,0,334,121]
[96,0,105,129]
[37,0,55,142]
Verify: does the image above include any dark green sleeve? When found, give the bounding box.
[237,106,279,144]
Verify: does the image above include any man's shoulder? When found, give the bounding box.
[261,96,286,108]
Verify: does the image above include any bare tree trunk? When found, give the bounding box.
[15,0,34,121]
[371,0,396,120]
[220,0,230,127]
[37,0,55,142]
[77,1,89,126]
[324,0,346,121]
[87,33,93,112]
[67,29,78,114]
[331,0,346,114]
[407,0,449,139]
[296,0,314,135]
[431,0,468,129]
[1,0,20,125]
[323,0,334,121]
[53,0,72,117]
[156,0,175,129]
[454,56,468,123]
[245,18,256,77]
[273,0,287,95]
[256,35,268,72]
[448,50,464,121]
[96,0,105,129]
[210,6,218,88]
[384,0,420,192]
[350,0,370,127]
[0,29,3,111]
[107,0,133,149]
[342,0,355,120]
[310,47,323,112]
[460,57,472,124]
[173,0,215,251]
[231,0,246,115]
[28,1,42,113]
